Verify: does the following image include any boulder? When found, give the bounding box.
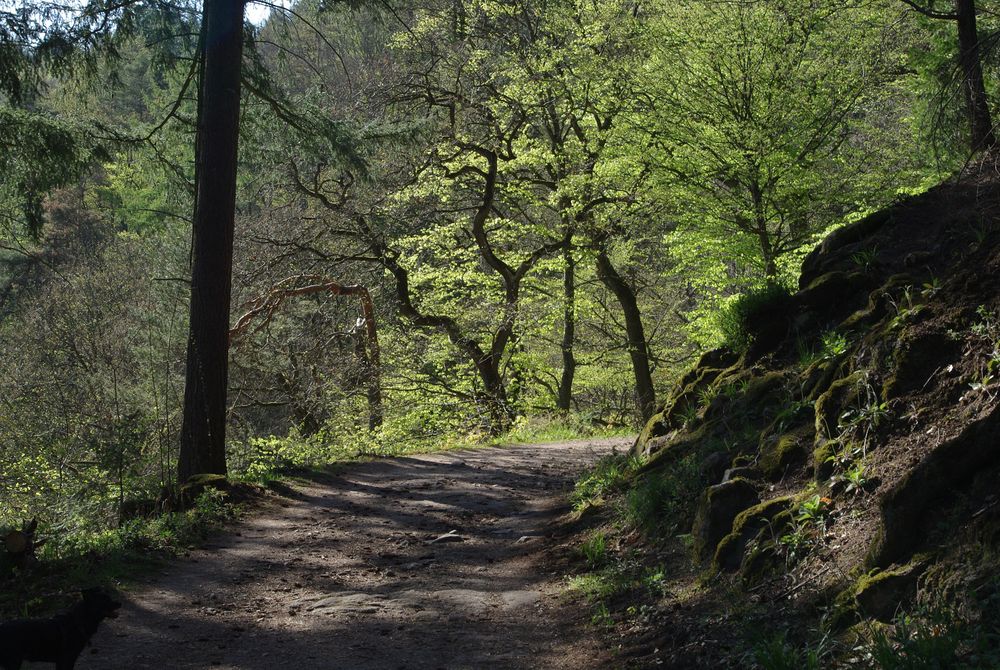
[722,466,763,483]
[713,496,794,572]
[700,451,732,484]
[854,558,929,621]
[692,478,760,563]
[759,425,811,480]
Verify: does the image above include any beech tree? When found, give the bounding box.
[377,0,653,427]
[641,0,922,342]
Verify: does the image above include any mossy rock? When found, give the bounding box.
[640,432,675,458]
[855,557,931,621]
[638,421,706,469]
[838,305,879,333]
[662,366,729,429]
[882,329,960,400]
[831,556,931,627]
[692,478,760,563]
[738,534,783,585]
[739,371,788,407]
[633,410,672,457]
[713,495,794,572]
[812,439,840,482]
[700,450,732,484]
[759,424,813,480]
[800,358,841,402]
[837,283,894,333]
[690,348,741,377]
[814,371,865,445]
[654,349,741,441]
[722,465,763,483]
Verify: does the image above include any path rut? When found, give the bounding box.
[77,439,626,669]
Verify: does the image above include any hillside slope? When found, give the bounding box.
[573,170,1000,668]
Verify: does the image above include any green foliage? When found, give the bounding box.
[868,608,964,670]
[579,533,608,569]
[1,489,234,618]
[572,453,640,511]
[851,247,880,271]
[503,414,631,446]
[821,331,851,361]
[47,489,233,560]
[779,494,832,563]
[840,461,870,496]
[0,0,962,587]
[750,630,824,670]
[716,283,794,353]
[646,0,928,343]
[0,108,105,235]
[796,494,832,527]
[625,453,705,537]
[567,571,628,603]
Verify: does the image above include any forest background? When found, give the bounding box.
[0,0,972,549]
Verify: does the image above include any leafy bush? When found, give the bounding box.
[503,412,630,445]
[1,490,236,618]
[717,283,794,353]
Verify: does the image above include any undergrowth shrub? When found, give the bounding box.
[717,283,794,353]
[1,490,235,618]
[625,453,704,537]
[750,630,823,670]
[579,532,608,569]
[503,412,630,444]
[572,453,640,511]
[41,489,233,561]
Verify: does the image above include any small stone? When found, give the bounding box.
[428,530,465,544]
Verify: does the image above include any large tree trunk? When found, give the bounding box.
[557,245,576,412]
[178,0,244,483]
[956,0,995,150]
[596,247,656,424]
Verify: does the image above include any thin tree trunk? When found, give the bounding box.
[357,290,384,431]
[178,0,244,483]
[595,247,656,424]
[956,0,995,150]
[557,245,576,412]
[476,362,512,435]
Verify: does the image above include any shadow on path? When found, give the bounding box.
[78,438,629,670]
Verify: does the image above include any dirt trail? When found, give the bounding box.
[78,438,626,670]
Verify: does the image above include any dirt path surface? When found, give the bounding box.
[78,438,627,670]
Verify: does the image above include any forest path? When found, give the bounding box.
[79,438,628,670]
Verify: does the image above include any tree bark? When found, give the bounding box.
[178,0,244,483]
[557,245,576,412]
[596,246,656,424]
[956,0,995,150]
